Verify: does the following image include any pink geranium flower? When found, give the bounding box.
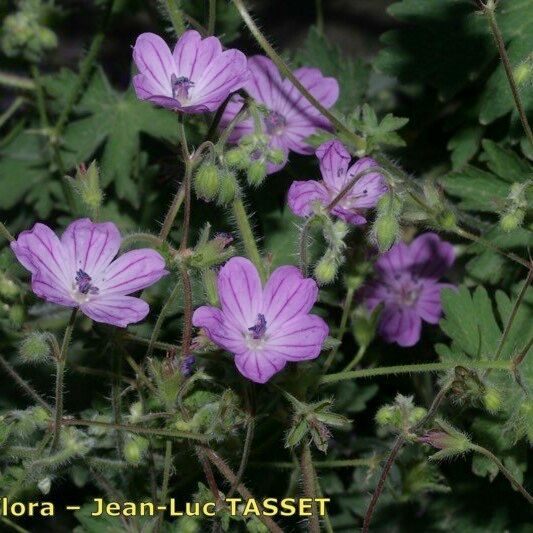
[192,257,329,383]
[288,140,388,225]
[361,233,455,347]
[132,30,249,114]
[11,219,168,327]
[220,55,339,174]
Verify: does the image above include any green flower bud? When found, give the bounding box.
[514,55,533,86]
[202,268,219,306]
[375,406,397,427]
[8,304,24,327]
[0,274,19,300]
[373,215,399,252]
[418,419,471,460]
[500,209,525,232]
[351,306,379,349]
[38,477,51,495]
[314,254,337,285]
[436,209,457,230]
[71,161,104,219]
[483,387,502,413]
[128,402,143,424]
[217,170,238,205]
[225,148,249,169]
[124,435,149,464]
[194,163,220,201]
[267,148,286,165]
[247,160,267,186]
[19,332,52,363]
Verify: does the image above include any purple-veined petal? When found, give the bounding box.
[245,56,285,109]
[61,219,121,279]
[217,257,262,329]
[173,31,222,80]
[192,306,246,353]
[330,205,367,225]
[316,140,351,190]
[99,249,168,295]
[81,295,150,328]
[378,305,422,347]
[343,158,388,208]
[220,95,255,143]
[267,314,328,361]
[133,75,181,108]
[262,266,318,329]
[133,33,175,96]
[234,349,287,384]
[374,241,411,278]
[408,233,455,279]
[287,180,329,217]
[11,223,71,289]
[416,281,454,324]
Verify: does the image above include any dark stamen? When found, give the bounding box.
[248,313,267,339]
[171,73,194,101]
[75,269,99,295]
[264,111,287,135]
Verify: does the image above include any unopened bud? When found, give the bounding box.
[247,160,267,186]
[372,193,401,252]
[418,419,471,460]
[483,387,502,413]
[500,209,524,232]
[38,477,51,495]
[436,209,457,230]
[19,332,51,363]
[124,435,149,464]
[375,406,399,427]
[225,148,249,169]
[180,355,196,377]
[71,161,103,218]
[514,55,533,86]
[194,163,220,201]
[267,148,286,165]
[314,254,337,285]
[0,274,19,299]
[217,170,238,205]
[8,304,24,327]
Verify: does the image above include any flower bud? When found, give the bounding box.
[128,402,143,424]
[375,405,399,427]
[500,209,525,232]
[0,274,19,300]
[19,332,51,363]
[124,435,149,464]
[435,209,457,230]
[202,268,219,306]
[180,355,196,377]
[8,304,24,327]
[225,148,249,169]
[69,161,104,219]
[483,387,502,413]
[194,163,220,201]
[514,55,533,86]
[351,306,379,349]
[314,254,337,285]
[267,148,286,165]
[418,419,471,460]
[217,170,238,205]
[247,160,267,187]
[372,193,402,252]
[38,477,51,495]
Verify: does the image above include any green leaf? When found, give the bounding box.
[295,27,370,114]
[447,125,483,170]
[479,140,533,182]
[49,68,179,207]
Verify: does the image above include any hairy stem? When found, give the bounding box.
[320,360,512,385]
[158,183,186,242]
[342,344,367,372]
[232,198,266,281]
[470,444,533,505]
[203,447,284,533]
[0,222,15,242]
[155,440,173,532]
[300,442,320,533]
[315,0,324,34]
[50,308,77,452]
[62,418,207,441]
[0,71,34,91]
[227,416,255,497]
[251,458,376,469]
[482,4,533,148]
[179,265,194,359]
[0,355,52,412]
[208,0,217,34]
[162,0,186,35]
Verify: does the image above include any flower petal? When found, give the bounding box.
[81,295,149,328]
[234,349,286,384]
[287,180,329,217]
[262,266,318,329]
[344,157,388,208]
[378,306,422,347]
[330,206,367,225]
[133,33,175,96]
[316,140,351,190]
[61,219,121,279]
[267,314,328,361]
[408,233,455,279]
[99,249,168,295]
[192,306,245,353]
[220,95,254,143]
[265,135,289,174]
[217,257,262,328]
[132,76,181,109]
[11,223,71,289]
[173,31,221,80]
[374,241,411,278]
[245,55,284,108]
[416,281,453,324]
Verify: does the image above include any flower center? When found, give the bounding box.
[245,314,268,349]
[264,111,287,135]
[392,276,421,307]
[74,269,99,299]
[171,74,194,102]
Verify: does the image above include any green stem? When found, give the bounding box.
[50,308,78,452]
[231,0,365,152]
[322,287,354,373]
[227,416,255,497]
[0,222,14,243]
[0,96,25,130]
[483,4,533,149]
[0,354,52,411]
[342,344,367,372]
[208,0,217,34]
[300,443,320,533]
[470,443,533,505]
[63,418,207,441]
[162,0,186,35]
[0,71,34,91]
[155,440,173,532]
[321,360,512,385]
[158,182,186,242]
[252,458,375,469]
[111,349,123,457]
[315,0,324,34]
[232,197,266,281]
[179,265,194,360]
[147,279,182,358]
